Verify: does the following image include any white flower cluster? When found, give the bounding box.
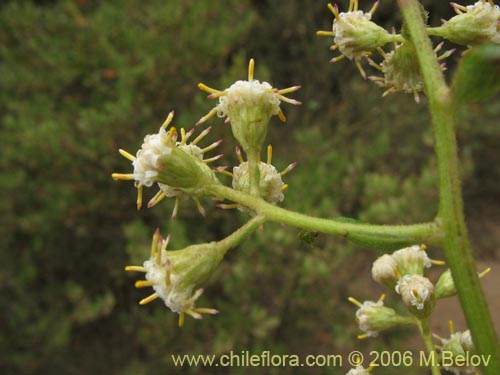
[133,127,175,187]
[143,249,196,313]
[217,80,281,121]
[333,10,373,60]
[232,161,285,204]
[346,365,371,375]
[396,274,434,310]
[461,1,500,44]
[392,244,433,272]
[355,299,384,337]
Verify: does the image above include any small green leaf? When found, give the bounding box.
[452,44,500,103]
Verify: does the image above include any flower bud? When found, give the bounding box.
[439,329,477,374]
[125,230,222,326]
[430,1,500,46]
[395,274,435,318]
[391,244,432,277]
[435,267,491,299]
[371,254,399,290]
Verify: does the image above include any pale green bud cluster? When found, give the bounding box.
[439,329,477,374]
[125,230,222,326]
[431,1,500,46]
[232,161,285,205]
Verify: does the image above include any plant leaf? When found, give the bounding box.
[452,44,500,103]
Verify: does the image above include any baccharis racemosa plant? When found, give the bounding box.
[111,2,500,374]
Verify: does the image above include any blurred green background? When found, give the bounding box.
[1,0,499,374]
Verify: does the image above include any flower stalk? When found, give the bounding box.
[397,0,500,373]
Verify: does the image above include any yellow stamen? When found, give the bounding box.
[431,259,446,266]
[180,128,187,145]
[139,293,158,305]
[355,60,367,79]
[194,307,219,315]
[329,54,346,63]
[394,267,402,280]
[316,30,335,37]
[192,127,211,145]
[151,228,160,258]
[218,203,239,210]
[198,82,222,95]
[479,267,491,278]
[369,0,380,15]
[377,47,387,59]
[277,86,301,95]
[357,333,369,340]
[125,265,146,272]
[147,190,166,209]
[196,107,218,126]
[367,57,382,71]
[185,308,203,320]
[119,148,136,161]
[280,184,289,192]
[236,147,244,163]
[203,154,223,164]
[202,140,222,153]
[136,185,143,210]
[178,312,185,327]
[248,58,255,81]
[171,196,180,220]
[111,173,134,181]
[214,167,233,177]
[194,197,206,217]
[329,44,338,52]
[278,110,286,122]
[135,280,154,288]
[327,3,338,19]
[348,296,363,307]
[379,293,386,302]
[267,144,273,164]
[280,162,296,176]
[161,111,175,129]
[277,94,301,106]
[448,320,455,334]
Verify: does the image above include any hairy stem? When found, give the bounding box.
[216,214,266,256]
[398,0,500,373]
[418,319,441,375]
[210,185,442,248]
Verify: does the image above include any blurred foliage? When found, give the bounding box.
[1,1,498,374]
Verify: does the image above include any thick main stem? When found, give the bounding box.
[398,1,500,373]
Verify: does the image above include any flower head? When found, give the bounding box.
[371,254,399,290]
[125,229,221,326]
[436,321,477,375]
[217,145,295,211]
[349,294,415,339]
[395,274,435,318]
[346,365,373,375]
[317,0,401,78]
[197,59,301,152]
[369,42,455,103]
[431,1,500,46]
[112,111,222,219]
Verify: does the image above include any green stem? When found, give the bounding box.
[418,319,441,375]
[216,214,266,256]
[398,1,500,374]
[246,147,261,197]
[210,185,442,248]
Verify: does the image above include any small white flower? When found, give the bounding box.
[233,162,285,204]
[355,299,384,338]
[371,254,398,286]
[392,244,432,276]
[396,274,434,311]
[346,365,371,375]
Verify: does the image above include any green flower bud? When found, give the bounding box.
[439,329,477,374]
[435,269,456,299]
[395,274,435,319]
[125,230,221,326]
[391,244,433,277]
[197,59,301,152]
[349,295,415,339]
[430,1,500,46]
